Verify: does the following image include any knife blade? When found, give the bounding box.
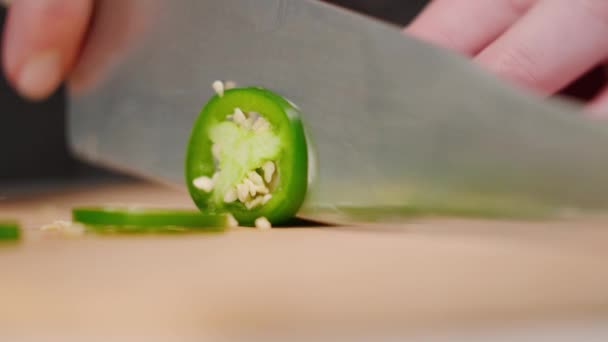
[69,0,608,223]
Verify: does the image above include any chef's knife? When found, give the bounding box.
[68,0,608,222]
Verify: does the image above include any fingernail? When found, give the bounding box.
[17,50,62,101]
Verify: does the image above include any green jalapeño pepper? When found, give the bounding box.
[73,207,232,233]
[186,87,309,226]
[0,221,21,241]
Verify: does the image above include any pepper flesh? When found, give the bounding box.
[0,222,20,240]
[186,87,308,225]
[72,207,230,233]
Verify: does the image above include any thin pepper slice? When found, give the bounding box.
[186,87,309,226]
[72,207,231,233]
[0,221,21,240]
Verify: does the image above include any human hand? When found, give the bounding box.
[2,0,155,101]
[1,0,94,101]
[406,0,608,113]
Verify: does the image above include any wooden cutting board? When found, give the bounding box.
[1,181,608,339]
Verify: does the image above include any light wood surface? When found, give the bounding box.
[1,181,608,339]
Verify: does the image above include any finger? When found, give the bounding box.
[2,0,93,101]
[588,88,608,117]
[405,0,537,55]
[588,67,608,117]
[559,65,608,102]
[476,0,608,95]
[68,0,151,95]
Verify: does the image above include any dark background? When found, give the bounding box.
[0,1,429,180]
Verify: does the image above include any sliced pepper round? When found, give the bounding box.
[0,222,21,240]
[186,87,309,226]
[72,207,230,233]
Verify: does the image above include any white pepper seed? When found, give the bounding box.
[262,194,273,205]
[244,178,257,197]
[252,117,270,132]
[263,161,276,183]
[226,214,239,228]
[233,108,246,125]
[255,217,272,230]
[193,176,214,192]
[246,197,264,210]
[248,171,264,186]
[242,117,255,130]
[41,221,85,237]
[236,183,250,202]
[255,184,269,195]
[212,80,224,97]
[224,188,238,203]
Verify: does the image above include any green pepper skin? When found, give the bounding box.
[186,87,308,225]
[0,222,21,240]
[72,207,228,232]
